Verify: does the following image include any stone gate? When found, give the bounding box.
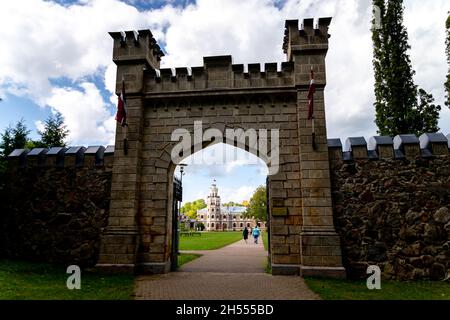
[95,17,346,277]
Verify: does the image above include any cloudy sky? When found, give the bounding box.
[0,0,449,204]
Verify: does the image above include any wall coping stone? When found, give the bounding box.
[47,147,66,156]
[368,150,378,160]
[368,136,393,150]
[420,133,448,150]
[8,149,29,158]
[394,149,406,160]
[328,138,342,148]
[342,151,352,161]
[345,137,367,151]
[105,145,115,155]
[394,134,420,149]
[27,148,48,157]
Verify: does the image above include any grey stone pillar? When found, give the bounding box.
[285,18,346,278]
[96,30,164,273]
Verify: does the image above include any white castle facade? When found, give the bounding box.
[196,182,266,231]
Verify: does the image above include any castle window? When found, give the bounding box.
[240,223,243,227]
[211,223,215,228]
[201,215,204,219]
[233,223,236,228]
[212,215,214,219]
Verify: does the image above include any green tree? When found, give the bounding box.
[0,119,31,196]
[223,202,245,207]
[38,111,68,148]
[412,89,441,133]
[445,13,450,108]
[181,199,206,219]
[372,0,441,136]
[244,186,267,221]
[0,119,30,157]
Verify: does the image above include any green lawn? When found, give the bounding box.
[304,277,450,300]
[0,259,134,300]
[179,231,242,250]
[178,254,202,267]
[262,231,268,251]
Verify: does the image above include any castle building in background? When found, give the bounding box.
[197,181,266,231]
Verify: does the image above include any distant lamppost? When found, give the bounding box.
[178,164,187,229]
[179,163,187,184]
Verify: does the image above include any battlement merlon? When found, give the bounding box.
[109,30,164,68]
[109,30,164,94]
[283,18,332,60]
[282,18,332,87]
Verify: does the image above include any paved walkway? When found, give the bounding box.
[180,237,267,273]
[134,239,320,300]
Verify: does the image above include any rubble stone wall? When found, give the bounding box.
[329,135,450,280]
[0,147,113,267]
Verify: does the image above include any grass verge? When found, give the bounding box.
[179,231,242,250]
[0,259,134,300]
[265,257,272,274]
[304,276,450,300]
[178,254,202,267]
[262,231,268,251]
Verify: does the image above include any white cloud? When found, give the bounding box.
[160,0,284,68]
[218,185,256,203]
[0,0,158,145]
[34,120,45,134]
[104,63,118,105]
[0,0,449,147]
[180,143,268,178]
[44,82,116,145]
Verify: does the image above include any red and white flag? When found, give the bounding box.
[115,79,127,127]
[307,69,316,120]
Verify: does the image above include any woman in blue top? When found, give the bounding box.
[252,226,260,244]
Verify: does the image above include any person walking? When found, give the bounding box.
[252,225,260,244]
[243,227,249,244]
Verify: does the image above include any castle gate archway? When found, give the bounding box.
[96,18,345,277]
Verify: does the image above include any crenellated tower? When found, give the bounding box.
[96,30,165,274]
[283,18,345,278]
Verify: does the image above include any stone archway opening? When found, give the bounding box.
[168,142,271,272]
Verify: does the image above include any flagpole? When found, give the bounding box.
[312,116,317,151]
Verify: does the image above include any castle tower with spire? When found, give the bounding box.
[197,180,263,232]
[206,180,221,230]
